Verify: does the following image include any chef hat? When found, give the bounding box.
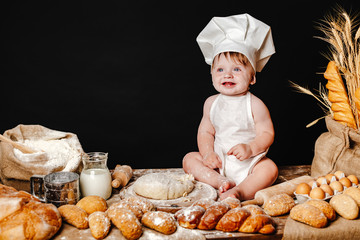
[196,13,275,72]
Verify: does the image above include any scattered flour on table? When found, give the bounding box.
[13,139,81,172]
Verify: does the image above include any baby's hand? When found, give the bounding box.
[227,144,253,160]
[202,152,222,169]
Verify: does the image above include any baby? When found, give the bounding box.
[183,14,278,200]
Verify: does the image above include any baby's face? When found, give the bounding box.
[211,54,255,96]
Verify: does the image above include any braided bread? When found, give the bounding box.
[175,199,276,234]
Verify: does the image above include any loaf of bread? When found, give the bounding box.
[197,201,230,230]
[290,203,328,228]
[306,199,336,221]
[175,200,276,234]
[221,197,241,209]
[0,184,62,240]
[343,186,360,206]
[124,196,155,213]
[215,207,250,232]
[174,205,205,229]
[108,207,142,240]
[141,211,177,235]
[107,200,143,220]
[88,211,111,240]
[263,193,295,216]
[76,195,108,215]
[192,198,216,210]
[330,193,359,220]
[58,204,89,229]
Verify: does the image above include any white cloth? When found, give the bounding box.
[196,13,275,72]
[209,92,267,185]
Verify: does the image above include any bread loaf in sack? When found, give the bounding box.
[0,124,84,192]
[0,183,62,240]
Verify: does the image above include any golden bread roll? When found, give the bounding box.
[58,204,89,229]
[215,207,250,232]
[343,186,360,206]
[174,205,205,229]
[76,195,107,215]
[330,193,359,220]
[306,199,336,221]
[221,197,241,209]
[107,200,143,220]
[88,211,111,240]
[192,198,216,210]
[197,202,230,230]
[141,211,177,235]
[109,207,142,240]
[242,204,266,215]
[290,203,328,228]
[124,196,155,213]
[238,214,275,234]
[263,193,295,216]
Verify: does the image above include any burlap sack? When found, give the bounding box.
[0,124,84,191]
[311,116,360,178]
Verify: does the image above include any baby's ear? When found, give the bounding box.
[250,75,256,85]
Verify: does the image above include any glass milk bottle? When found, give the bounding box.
[80,152,112,200]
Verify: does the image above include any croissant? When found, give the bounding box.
[325,61,356,129]
[175,200,276,234]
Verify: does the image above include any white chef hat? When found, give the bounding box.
[196,13,275,72]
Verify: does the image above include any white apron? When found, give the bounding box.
[209,92,267,185]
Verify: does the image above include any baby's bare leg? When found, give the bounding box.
[182,152,235,191]
[219,157,278,200]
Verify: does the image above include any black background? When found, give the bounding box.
[1,1,360,170]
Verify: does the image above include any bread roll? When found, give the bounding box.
[76,195,107,215]
[141,211,177,235]
[263,193,295,216]
[343,186,360,206]
[88,211,111,240]
[197,202,230,230]
[109,207,142,240]
[107,200,143,220]
[290,203,328,228]
[58,204,89,229]
[243,204,266,215]
[306,199,336,221]
[330,194,359,220]
[221,197,241,209]
[192,198,216,210]
[124,196,155,213]
[174,205,205,229]
[215,207,250,232]
[239,214,275,234]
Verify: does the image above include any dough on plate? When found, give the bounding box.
[133,173,195,200]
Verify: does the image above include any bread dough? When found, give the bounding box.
[132,173,195,200]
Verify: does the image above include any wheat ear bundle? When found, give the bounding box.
[292,9,360,129]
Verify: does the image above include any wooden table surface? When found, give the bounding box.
[123,165,312,240]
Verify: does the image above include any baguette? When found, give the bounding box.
[325,61,356,129]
